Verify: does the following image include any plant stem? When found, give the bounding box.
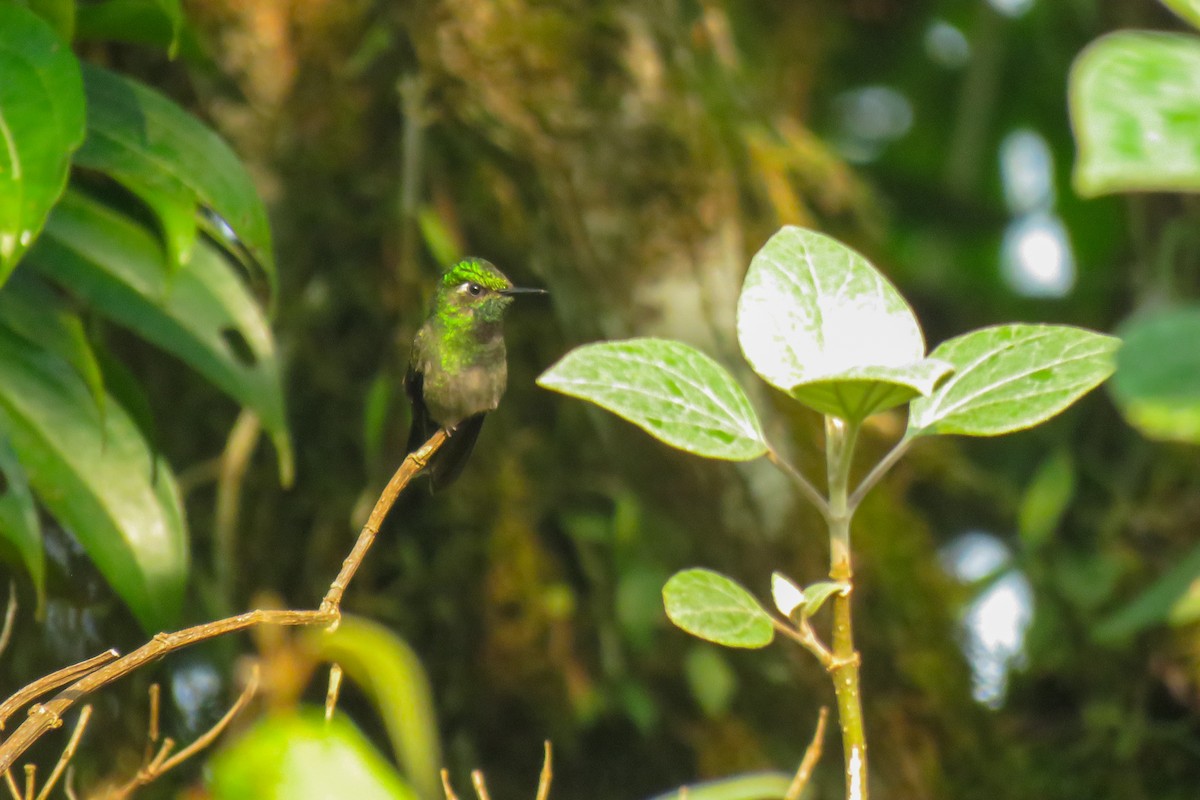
[825,417,868,800]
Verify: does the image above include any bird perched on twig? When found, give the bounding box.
[405,258,547,489]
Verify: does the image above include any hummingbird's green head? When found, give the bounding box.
[433,258,544,325]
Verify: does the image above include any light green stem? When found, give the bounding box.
[825,417,867,800]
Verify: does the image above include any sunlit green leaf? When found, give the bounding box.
[908,325,1119,438]
[0,4,85,280]
[1108,306,1200,444]
[29,191,293,484]
[0,326,186,633]
[737,226,942,420]
[74,64,275,294]
[0,437,43,607]
[538,338,767,461]
[1070,32,1200,196]
[75,0,184,57]
[1017,449,1075,551]
[648,773,794,800]
[306,617,441,800]
[209,711,416,800]
[663,569,774,649]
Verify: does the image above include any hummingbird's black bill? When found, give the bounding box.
[500,286,549,296]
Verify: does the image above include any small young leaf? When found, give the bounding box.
[1108,306,1200,444]
[908,324,1120,438]
[1070,32,1200,196]
[0,4,85,279]
[787,359,953,422]
[538,338,767,461]
[663,568,774,649]
[737,226,933,420]
[770,571,804,619]
[800,581,847,618]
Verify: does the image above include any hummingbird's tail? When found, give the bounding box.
[407,412,486,491]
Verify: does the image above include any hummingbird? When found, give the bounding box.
[405,258,547,489]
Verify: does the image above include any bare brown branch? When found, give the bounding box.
[0,431,446,775]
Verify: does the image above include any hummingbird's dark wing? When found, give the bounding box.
[404,361,487,491]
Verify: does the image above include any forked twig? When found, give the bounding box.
[0,430,447,775]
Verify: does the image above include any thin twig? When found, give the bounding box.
[215,410,262,606]
[63,767,77,800]
[34,706,92,800]
[0,583,17,661]
[535,741,552,800]
[441,770,460,800]
[772,618,833,670]
[847,436,912,512]
[785,707,828,800]
[0,650,119,730]
[0,431,446,774]
[765,447,831,520]
[470,770,491,800]
[325,664,344,722]
[22,764,33,800]
[2,770,17,800]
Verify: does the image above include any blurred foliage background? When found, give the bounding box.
[3,0,1200,798]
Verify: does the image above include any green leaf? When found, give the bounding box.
[1160,0,1200,29]
[209,711,416,800]
[0,4,85,280]
[800,581,846,619]
[0,271,105,418]
[74,64,276,295]
[306,616,441,800]
[683,645,737,718]
[75,0,184,57]
[737,226,947,420]
[538,338,767,461]
[1070,32,1200,196]
[29,191,293,485]
[0,436,44,608]
[908,324,1120,438]
[648,773,794,800]
[1094,543,1200,641]
[26,0,76,41]
[662,569,774,649]
[1017,449,1076,551]
[0,326,186,632]
[1108,306,1200,444]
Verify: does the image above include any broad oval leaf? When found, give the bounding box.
[0,437,43,607]
[663,568,774,649]
[74,64,275,293]
[0,4,85,280]
[908,324,1120,438]
[1070,32,1200,196]
[0,326,186,632]
[1108,306,1200,444]
[737,226,935,419]
[209,711,416,800]
[538,338,767,461]
[29,191,294,484]
[307,617,441,800]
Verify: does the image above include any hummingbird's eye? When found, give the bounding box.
[466,282,484,297]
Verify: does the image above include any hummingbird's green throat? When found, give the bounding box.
[405,258,546,489]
